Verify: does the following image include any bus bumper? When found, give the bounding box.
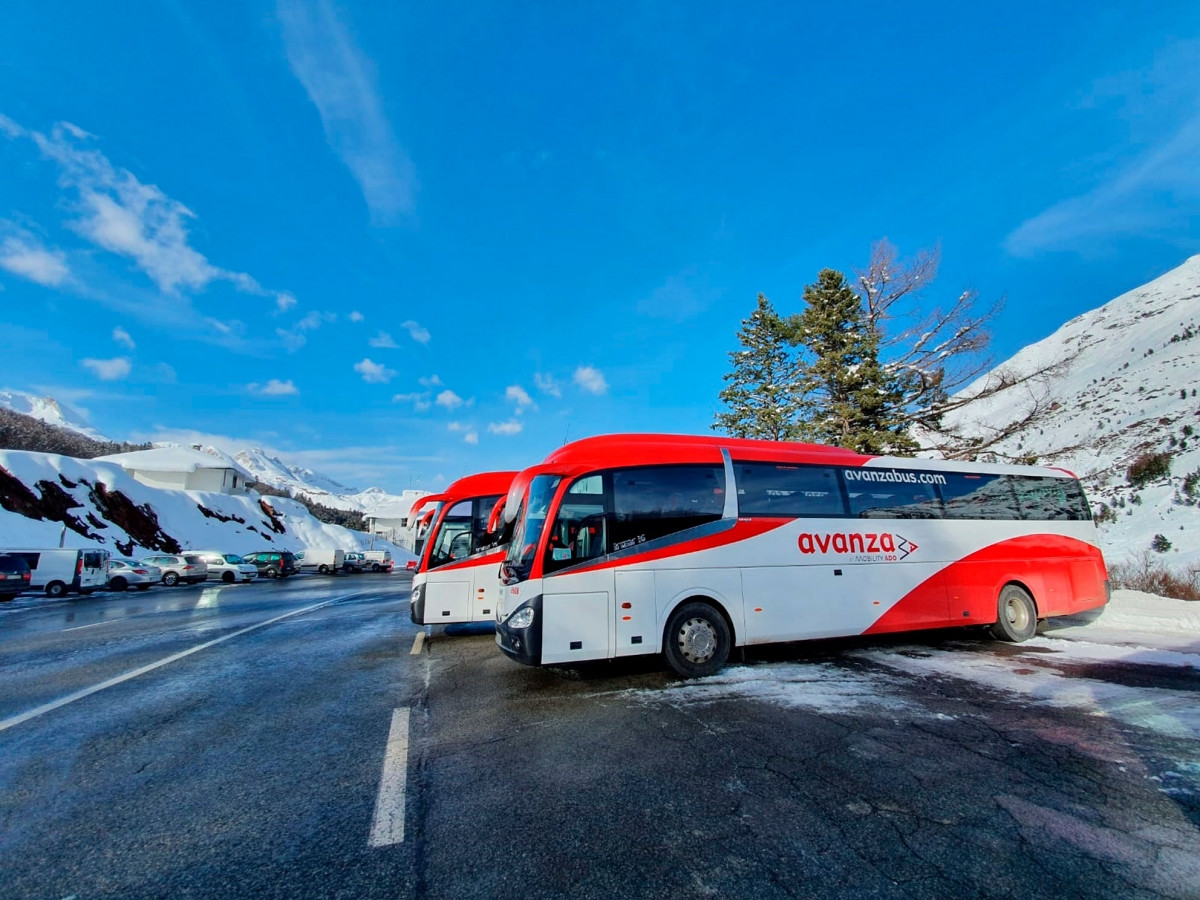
[495,594,542,666]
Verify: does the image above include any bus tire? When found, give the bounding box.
[46,581,68,598]
[990,584,1037,643]
[663,601,731,678]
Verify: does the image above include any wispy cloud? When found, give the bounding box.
[533,372,561,398]
[354,357,396,383]
[574,364,608,395]
[349,310,364,322]
[487,420,523,436]
[448,422,479,444]
[277,310,336,351]
[369,330,397,348]
[505,384,536,414]
[276,291,298,312]
[0,231,70,287]
[249,378,299,396]
[277,0,416,223]
[81,356,132,381]
[401,319,430,343]
[436,388,464,410]
[112,326,135,349]
[393,390,431,411]
[0,115,297,310]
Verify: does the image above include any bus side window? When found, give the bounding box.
[544,474,609,573]
[1011,476,1091,521]
[735,463,846,517]
[611,464,724,548]
[939,473,1020,520]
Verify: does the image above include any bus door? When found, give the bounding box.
[540,475,613,663]
[467,495,504,621]
[425,500,473,621]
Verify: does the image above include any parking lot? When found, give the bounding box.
[1,576,1198,899]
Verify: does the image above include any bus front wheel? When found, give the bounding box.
[664,601,730,678]
[990,585,1037,643]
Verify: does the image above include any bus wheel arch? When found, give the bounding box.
[662,595,735,678]
[990,581,1038,643]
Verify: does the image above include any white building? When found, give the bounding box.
[94,446,256,495]
[365,489,432,550]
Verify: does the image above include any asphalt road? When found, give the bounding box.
[1,577,1198,899]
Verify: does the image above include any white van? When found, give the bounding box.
[362,550,393,572]
[296,548,345,575]
[4,548,111,597]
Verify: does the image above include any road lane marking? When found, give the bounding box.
[61,618,124,632]
[369,708,410,847]
[0,597,344,734]
[410,632,426,655]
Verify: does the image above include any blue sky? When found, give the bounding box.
[2,1,1199,492]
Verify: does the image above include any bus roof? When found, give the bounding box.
[440,471,518,505]
[543,433,869,469]
[408,493,444,518]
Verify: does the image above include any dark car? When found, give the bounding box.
[0,553,33,600]
[242,551,297,578]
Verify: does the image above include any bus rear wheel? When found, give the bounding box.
[664,601,730,678]
[990,585,1037,643]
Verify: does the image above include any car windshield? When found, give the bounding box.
[224,555,243,564]
[504,475,562,579]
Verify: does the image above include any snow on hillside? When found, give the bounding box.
[233,448,425,515]
[0,449,412,562]
[934,255,1200,568]
[0,390,107,441]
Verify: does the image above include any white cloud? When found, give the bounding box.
[401,319,431,344]
[505,384,536,413]
[436,389,464,410]
[574,364,608,395]
[112,326,135,349]
[393,391,431,411]
[0,233,70,287]
[81,356,131,381]
[249,378,299,396]
[277,327,307,351]
[277,0,416,224]
[447,422,479,443]
[463,431,479,445]
[155,363,177,383]
[487,420,523,436]
[419,374,443,388]
[349,310,364,322]
[446,421,467,432]
[533,372,561,398]
[277,310,335,350]
[1,117,298,311]
[276,291,298,312]
[369,330,397,348]
[354,357,396,383]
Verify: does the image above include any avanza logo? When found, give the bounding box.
[798,532,919,561]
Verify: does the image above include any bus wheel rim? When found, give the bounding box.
[679,618,716,663]
[1006,597,1029,630]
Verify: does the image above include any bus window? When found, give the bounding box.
[428,500,473,569]
[473,494,503,548]
[1011,476,1091,521]
[939,473,1020,519]
[504,475,562,579]
[735,463,845,517]
[847,480,942,519]
[611,465,724,548]
[544,474,608,574]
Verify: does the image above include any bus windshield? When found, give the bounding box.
[504,474,561,579]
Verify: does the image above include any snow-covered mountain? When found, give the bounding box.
[0,448,412,561]
[233,448,422,514]
[937,254,1200,567]
[0,390,107,441]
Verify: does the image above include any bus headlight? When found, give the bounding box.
[507,606,535,629]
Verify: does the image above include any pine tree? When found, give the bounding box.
[787,269,916,454]
[713,294,806,440]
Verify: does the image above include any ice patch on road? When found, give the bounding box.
[620,662,915,715]
[856,645,1200,740]
[1021,635,1200,669]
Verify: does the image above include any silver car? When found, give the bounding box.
[141,553,208,586]
[107,558,161,592]
[196,552,258,584]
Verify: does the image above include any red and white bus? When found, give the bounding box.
[404,493,444,560]
[494,433,1108,677]
[409,471,517,625]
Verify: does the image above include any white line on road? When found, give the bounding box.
[410,631,426,655]
[61,618,123,633]
[0,597,344,734]
[369,707,411,847]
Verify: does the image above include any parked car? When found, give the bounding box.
[3,548,110,597]
[343,552,366,574]
[363,550,394,572]
[107,558,161,591]
[0,553,33,600]
[404,559,418,572]
[296,548,345,575]
[242,551,297,578]
[141,553,208,586]
[195,552,258,584]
